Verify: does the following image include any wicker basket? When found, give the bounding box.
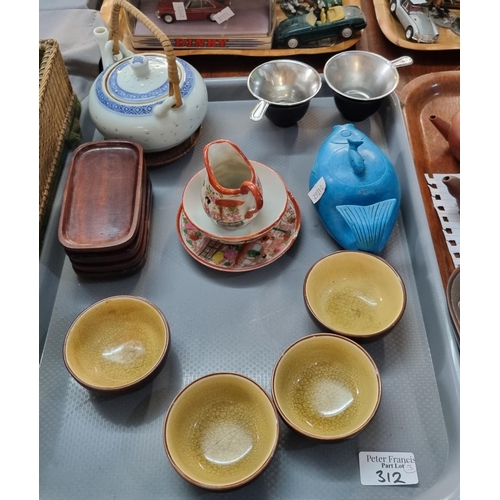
[39,38,81,251]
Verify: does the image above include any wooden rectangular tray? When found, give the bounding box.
[399,70,460,288]
[58,140,146,253]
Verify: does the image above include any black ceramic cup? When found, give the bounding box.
[332,92,383,122]
[264,101,311,128]
[324,51,413,122]
[248,59,322,128]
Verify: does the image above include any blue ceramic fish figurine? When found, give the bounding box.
[309,124,401,254]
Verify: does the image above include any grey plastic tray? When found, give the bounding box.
[39,77,460,500]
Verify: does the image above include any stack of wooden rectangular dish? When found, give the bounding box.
[58,140,152,279]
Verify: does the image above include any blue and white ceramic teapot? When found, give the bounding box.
[89,0,207,153]
[309,124,401,254]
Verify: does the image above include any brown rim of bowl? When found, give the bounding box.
[162,371,280,491]
[303,250,407,341]
[62,295,170,393]
[271,333,382,441]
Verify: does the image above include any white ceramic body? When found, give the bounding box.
[89,49,208,153]
[183,161,288,244]
[201,140,264,230]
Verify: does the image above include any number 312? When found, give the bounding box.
[376,470,406,484]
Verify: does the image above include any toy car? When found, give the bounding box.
[389,0,439,43]
[156,0,231,23]
[273,4,367,48]
[280,0,342,18]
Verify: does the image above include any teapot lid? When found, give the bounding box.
[101,54,192,105]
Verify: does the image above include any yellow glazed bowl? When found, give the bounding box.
[163,372,280,491]
[63,295,170,393]
[304,251,406,341]
[272,333,381,440]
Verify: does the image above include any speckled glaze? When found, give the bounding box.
[63,296,170,393]
[309,124,401,254]
[272,333,381,440]
[303,251,406,341]
[163,373,279,490]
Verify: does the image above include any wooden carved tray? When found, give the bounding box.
[399,70,460,289]
[373,0,460,51]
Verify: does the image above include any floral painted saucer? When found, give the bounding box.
[177,191,301,272]
[182,161,288,244]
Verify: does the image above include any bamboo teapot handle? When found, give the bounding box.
[109,0,182,108]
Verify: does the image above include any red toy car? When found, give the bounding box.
[156,0,231,23]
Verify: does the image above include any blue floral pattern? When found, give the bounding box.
[96,57,194,116]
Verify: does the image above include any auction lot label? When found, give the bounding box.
[359,452,419,485]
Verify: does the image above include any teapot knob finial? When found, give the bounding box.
[130,55,150,79]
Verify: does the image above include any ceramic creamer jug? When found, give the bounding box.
[309,124,401,254]
[201,140,264,229]
[89,0,207,153]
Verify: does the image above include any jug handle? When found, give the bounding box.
[240,181,264,219]
[109,0,183,109]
